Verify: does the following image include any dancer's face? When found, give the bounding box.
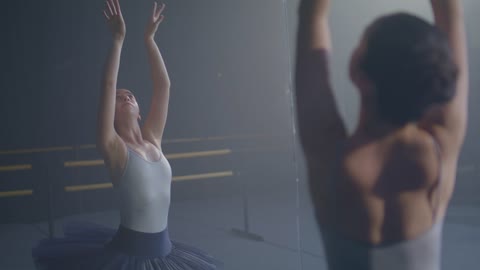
[114,89,141,122]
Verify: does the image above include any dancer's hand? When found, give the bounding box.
[103,0,126,42]
[313,0,330,17]
[299,0,330,17]
[145,2,166,40]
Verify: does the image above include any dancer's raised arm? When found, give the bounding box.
[295,0,347,157]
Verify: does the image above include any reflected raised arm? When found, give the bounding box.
[141,2,171,149]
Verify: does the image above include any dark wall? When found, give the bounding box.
[0,0,298,223]
[1,0,292,149]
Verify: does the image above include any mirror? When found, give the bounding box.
[0,0,302,269]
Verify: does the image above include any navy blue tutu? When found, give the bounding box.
[32,222,220,270]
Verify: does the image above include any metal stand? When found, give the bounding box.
[45,159,55,239]
[230,171,264,242]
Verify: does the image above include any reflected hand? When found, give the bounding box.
[145,2,166,40]
[103,0,126,41]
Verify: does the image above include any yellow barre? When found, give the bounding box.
[0,146,73,155]
[173,171,234,182]
[64,160,104,167]
[64,171,234,192]
[167,149,231,159]
[0,164,32,172]
[64,149,232,167]
[0,189,33,198]
[65,183,113,192]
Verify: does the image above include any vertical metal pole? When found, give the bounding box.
[240,171,250,233]
[46,162,55,239]
[281,0,304,268]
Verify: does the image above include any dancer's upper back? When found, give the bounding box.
[116,146,172,233]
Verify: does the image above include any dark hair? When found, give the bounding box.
[361,13,458,125]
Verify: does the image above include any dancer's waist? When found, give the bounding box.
[106,225,172,257]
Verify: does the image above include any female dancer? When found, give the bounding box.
[32,1,219,269]
[295,0,468,269]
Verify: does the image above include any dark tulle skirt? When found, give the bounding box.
[32,222,220,270]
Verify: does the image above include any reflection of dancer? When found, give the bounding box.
[32,1,219,269]
[296,0,468,269]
